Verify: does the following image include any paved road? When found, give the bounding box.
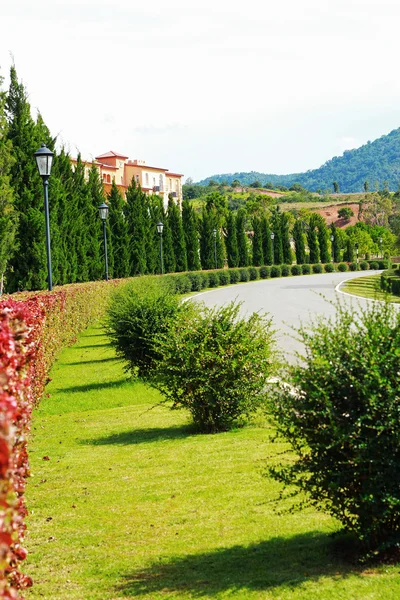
[191,271,382,362]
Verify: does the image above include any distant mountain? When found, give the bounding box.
[197,128,400,192]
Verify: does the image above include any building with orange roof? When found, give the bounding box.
[71,150,183,209]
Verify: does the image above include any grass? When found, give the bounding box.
[25,325,400,599]
[340,274,400,303]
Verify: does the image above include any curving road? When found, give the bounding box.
[191,271,382,362]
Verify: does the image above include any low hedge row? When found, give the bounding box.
[0,279,127,596]
[380,269,400,296]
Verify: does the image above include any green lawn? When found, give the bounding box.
[340,274,400,303]
[25,325,400,599]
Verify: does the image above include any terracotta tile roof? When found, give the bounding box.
[165,171,184,177]
[95,150,129,160]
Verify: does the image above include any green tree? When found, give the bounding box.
[344,237,354,262]
[270,208,283,264]
[167,197,187,272]
[293,219,306,264]
[330,223,340,263]
[307,217,320,263]
[364,180,369,193]
[161,205,175,273]
[88,163,111,280]
[333,181,340,194]
[315,216,330,263]
[236,208,249,267]
[281,212,292,264]
[261,215,273,266]
[108,181,130,278]
[225,211,239,268]
[182,199,201,271]
[200,207,214,269]
[251,216,263,266]
[125,179,147,275]
[338,206,354,220]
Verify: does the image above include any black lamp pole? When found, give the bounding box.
[355,242,359,265]
[157,222,164,274]
[330,234,335,263]
[380,237,383,258]
[213,228,217,269]
[271,232,275,264]
[34,144,54,291]
[99,203,109,280]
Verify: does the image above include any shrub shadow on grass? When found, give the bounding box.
[65,356,121,367]
[73,343,111,350]
[85,424,197,446]
[56,379,129,394]
[117,531,361,598]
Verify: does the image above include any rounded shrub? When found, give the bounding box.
[248,267,260,281]
[369,261,379,270]
[239,268,250,282]
[259,266,271,279]
[301,264,311,275]
[312,264,323,274]
[360,260,369,271]
[291,265,301,276]
[207,271,220,288]
[187,272,202,292]
[349,262,358,271]
[228,269,240,284]
[268,302,400,556]
[152,301,276,433]
[270,265,281,278]
[337,262,348,272]
[174,274,192,293]
[218,270,230,286]
[200,272,209,289]
[378,260,390,270]
[281,265,290,277]
[324,263,334,273]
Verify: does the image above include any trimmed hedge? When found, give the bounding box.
[281,265,290,277]
[302,264,311,275]
[259,266,271,279]
[291,265,302,275]
[324,263,334,273]
[312,264,323,274]
[270,266,281,278]
[337,263,348,272]
[349,262,358,271]
[360,261,369,271]
[248,267,260,281]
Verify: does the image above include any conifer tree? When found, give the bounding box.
[225,211,239,268]
[0,73,17,294]
[281,212,292,264]
[344,237,354,262]
[314,215,330,263]
[88,163,111,279]
[293,219,306,264]
[145,195,162,274]
[182,199,201,271]
[251,215,263,266]
[124,179,147,275]
[167,196,187,272]
[108,180,130,278]
[307,217,320,264]
[330,222,340,263]
[6,65,49,291]
[236,208,249,267]
[200,207,215,269]
[261,216,273,266]
[161,204,175,273]
[270,208,283,264]
[71,156,95,282]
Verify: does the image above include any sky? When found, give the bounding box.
[1,0,400,182]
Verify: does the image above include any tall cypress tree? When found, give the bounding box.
[270,208,283,264]
[6,65,49,291]
[0,74,17,294]
[281,212,292,264]
[88,163,111,280]
[251,215,263,266]
[344,237,354,262]
[293,219,306,265]
[182,199,201,271]
[225,211,239,268]
[236,208,249,267]
[124,179,147,275]
[307,217,320,264]
[261,216,273,266]
[161,204,175,273]
[200,207,215,269]
[330,222,340,263]
[167,196,187,272]
[108,181,130,278]
[72,156,94,282]
[145,195,162,274]
[315,216,329,263]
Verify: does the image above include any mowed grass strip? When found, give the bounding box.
[341,274,400,303]
[25,325,400,599]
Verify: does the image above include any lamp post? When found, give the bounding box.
[157,222,164,274]
[213,228,217,269]
[330,234,335,263]
[34,144,54,291]
[379,237,383,258]
[355,242,359,266]
[98,203,109,281]
[271,232,275,264]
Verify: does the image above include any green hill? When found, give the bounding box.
[198,128,400,193]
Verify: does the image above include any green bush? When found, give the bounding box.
[312,264,323,274]
[291,265,301,275]
[152,301,276,433]
[392,279,400,296]
[360,261,369,271]
[337,262,348,272]
[228,269,240,284]
[207,271,220,288]
[239,268,250,282]
[248,267,259,281]
[200,272,209,289]
[172,274,192,294]
[268,301,400,555]
[259,266,271,279]
[301,264,311,275]
[218,270,230,286]
[281,265,290,277]
[106,278,186,377]
[270,266,281,278]
[349,262,358,271]
[324,263,334,273]
[369,261,379,270]
[378,260,390,270]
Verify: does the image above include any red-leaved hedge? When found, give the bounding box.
[0,280,125,597]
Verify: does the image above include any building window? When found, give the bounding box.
[103,173,107,181]
[145,173,149,187]
[107,174,111,183]
[159,174,163,192]
[136,175,139,184]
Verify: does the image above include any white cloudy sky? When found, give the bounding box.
[1,0,400,181]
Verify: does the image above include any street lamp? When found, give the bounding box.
[271,232,275,264]
[355,242,359,265]
[34,143,54,291]
[98,203,109,281]
[157,222,164,274]
[213,228,217,269]
[379,237,383,258]
[330,234,335,263]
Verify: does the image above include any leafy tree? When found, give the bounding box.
[167,197,187,272]
[231,179,241,188]
[364,180,369,193]
[236,208,249,267]
[182,199,201,271]
[261,215,273,266]
[293,220,306,265]
[108,181,130,278]
[251,216,263,266]
[249,180,262,188]
[333,181,340,194]
[338,206,354,220]
[225,211,239,268]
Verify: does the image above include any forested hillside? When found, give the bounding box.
[198,128,400,193]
